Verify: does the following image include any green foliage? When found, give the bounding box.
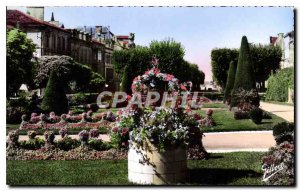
[250,44,282,86]
[273,122,294,145]
[149,39,185,79]
[41,71,69,115]
[88,72,105,92]
[210,44,281,90]
[121,65,131,94]
[224,60,237,103]
[265,67,294,102]
[233,36,256,91]
[249,108,263,124]
[19,138,45,150]
[6,29,36,97]
[88,139,112,151]
[211,48,239,89]
[113,39,205,93]
[55,137,81,151]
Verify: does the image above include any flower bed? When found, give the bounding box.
[19,111,116,130]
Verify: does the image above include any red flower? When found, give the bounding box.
[180,84,187,91]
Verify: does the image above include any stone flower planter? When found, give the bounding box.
[128,141,187,185]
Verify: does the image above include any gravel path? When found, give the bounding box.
[260,102,294,122]
[13,131,275,152]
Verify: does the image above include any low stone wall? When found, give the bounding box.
[128,144,187,185]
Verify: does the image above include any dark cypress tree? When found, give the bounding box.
[232,36,256,90]
[121,65,131,94]
[224,60,237,104]
[231,36,258,107]
[41,71,69,115]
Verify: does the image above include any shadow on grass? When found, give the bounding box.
[187,168,262,185]
[259,121,273,124]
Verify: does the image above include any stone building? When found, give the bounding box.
[270,31,294,69]
[7,7,135,92]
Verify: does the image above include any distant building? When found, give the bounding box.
[270,31,294,69]
[6,7,135,92]
[200,81,221,92]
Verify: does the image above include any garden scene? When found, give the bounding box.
[6,6,295,186]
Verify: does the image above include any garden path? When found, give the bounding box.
[14,130,275,153]
[260,102,294,122]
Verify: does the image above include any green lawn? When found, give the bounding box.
[7,152,265,186]
[196,109,286,132]
[202,103,228,108]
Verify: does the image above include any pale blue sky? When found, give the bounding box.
[9,6,294,81]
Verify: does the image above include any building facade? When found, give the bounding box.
[7,7,135,92]
[270,31,294,69]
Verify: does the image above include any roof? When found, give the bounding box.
[92,39,104,46]
[117,35,129,39]
[6,9,69,33]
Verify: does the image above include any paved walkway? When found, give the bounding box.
[13,131,275,153]
[260,102,294,122]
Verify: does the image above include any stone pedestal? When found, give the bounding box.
[128,144,187,185]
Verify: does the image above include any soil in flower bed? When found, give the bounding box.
[7,152,265,185]
[6,147,127,160]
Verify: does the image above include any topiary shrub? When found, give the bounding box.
[41,71,69,115]
[55,137,81,151]
[19,138,45,150]
[234,111,250,120]
[88,139,111,151]
[273,122,294,145]
[231,36,258,108]
[249,107,263,124]
[224,60,237,104]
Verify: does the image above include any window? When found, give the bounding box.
[62,37,65,51]
[97,51,102,61]
[53,35,56,49]
[58,36,61,50]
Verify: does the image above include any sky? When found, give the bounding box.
[9,6,294,81]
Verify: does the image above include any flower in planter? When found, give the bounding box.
[27,130,37,140]
[89,128,100,138]
[78,130,89,145]
[59,127,68,138]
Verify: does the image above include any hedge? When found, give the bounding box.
[265,67,294,102]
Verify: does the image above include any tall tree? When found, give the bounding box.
[223,60,237,103]
[211,48,239,89]
[232,36,256,90]
[6,29,36,97]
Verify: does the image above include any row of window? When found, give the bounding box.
[44,34,68,52]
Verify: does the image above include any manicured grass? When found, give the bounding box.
[7,152,265,185]
[196,109,286,132]
[6,124,108,135]
[202,103,228,108]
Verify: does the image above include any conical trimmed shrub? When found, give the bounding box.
[41,71,69,115]
[224,60,237,104]
[231,36,258,107]
[121,65,131,94]
[232,36,256,91]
